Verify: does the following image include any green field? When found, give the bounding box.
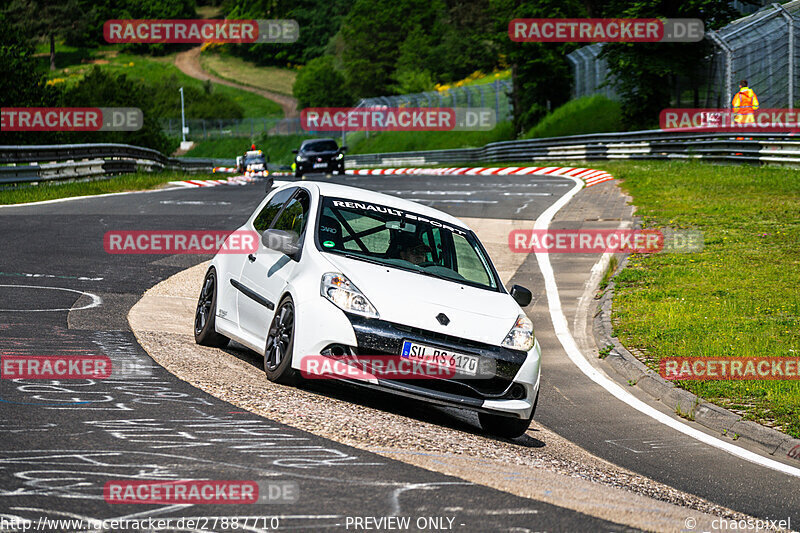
[42,48,282,118]
[0,172,191,205]
[595,160,800,437]
[524,95,623,139]
[200,51,297,96]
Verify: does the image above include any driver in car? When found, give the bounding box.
[396,233,432,265]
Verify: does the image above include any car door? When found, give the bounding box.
[234,187,295,341]
[238,188,311,345]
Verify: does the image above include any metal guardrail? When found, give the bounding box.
[344,129,800,168]
[4,130,800,186]
[0,143,222,185]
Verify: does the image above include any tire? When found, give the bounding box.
[194,268,230,348]
[264,296,298,384]
[295,170,303,179]
[479,388,538,439]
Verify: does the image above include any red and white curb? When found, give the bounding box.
[169,176,260,188]
[172,166,613,189]
[344,166,614,187]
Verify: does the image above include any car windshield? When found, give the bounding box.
[303,140,339,152]
[245,156,265,165]
[316,196,499,291]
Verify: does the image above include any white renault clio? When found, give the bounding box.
[194,181,541,438]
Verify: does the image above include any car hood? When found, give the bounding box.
[321,253,520,346]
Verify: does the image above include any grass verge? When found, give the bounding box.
[0,172,193,205]
[524,95,622,139]
[596,160,800,437]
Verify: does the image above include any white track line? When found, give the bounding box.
[0,186,186,208]
[535,176,800,479]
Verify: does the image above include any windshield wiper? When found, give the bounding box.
[413,269,461,283]
[333,250,391,268]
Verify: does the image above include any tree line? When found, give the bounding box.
[1,0,747,146]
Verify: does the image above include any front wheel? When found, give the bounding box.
[479,389,538,439]
[194,268,230,348]
[264,296,298,384]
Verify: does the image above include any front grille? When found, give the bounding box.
[391,323,488,350]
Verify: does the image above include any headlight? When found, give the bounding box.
[501,314,534,351]
[321,273,379,318]
[296,155,308,162]
[336,153,344,160]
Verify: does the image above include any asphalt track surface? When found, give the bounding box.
[0,173,797,531]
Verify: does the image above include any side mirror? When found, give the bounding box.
[340,146,348,153]
[262,229,300,256]
[510,285,532,307]
[292,149,299,154]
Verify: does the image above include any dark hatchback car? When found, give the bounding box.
[293,138,347,177]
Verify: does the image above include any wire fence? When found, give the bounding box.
[161,117,320,140]
[568,1,800,109]
[708,1,800,108]
[356,80,514,122]
[162,79,514,139]
[567,44,617,100]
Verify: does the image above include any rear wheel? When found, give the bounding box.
[479,388,538,439]
[264,296,298,384]
[194,268,230,348]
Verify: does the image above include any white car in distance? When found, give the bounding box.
[194,182,541,438]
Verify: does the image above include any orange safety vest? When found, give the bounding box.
[732,87,759,114]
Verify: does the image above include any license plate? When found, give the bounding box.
[313,163,327,169]
[401,340,478,376]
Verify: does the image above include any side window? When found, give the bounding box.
[253,188,296,232]
[272,190,311,236]
[421,228,444,265]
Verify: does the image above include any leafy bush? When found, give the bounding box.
[391,69,435,94]
[292,56,353,108]
[148,75,245,120]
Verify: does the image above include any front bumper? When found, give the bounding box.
[336,314,541,419]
